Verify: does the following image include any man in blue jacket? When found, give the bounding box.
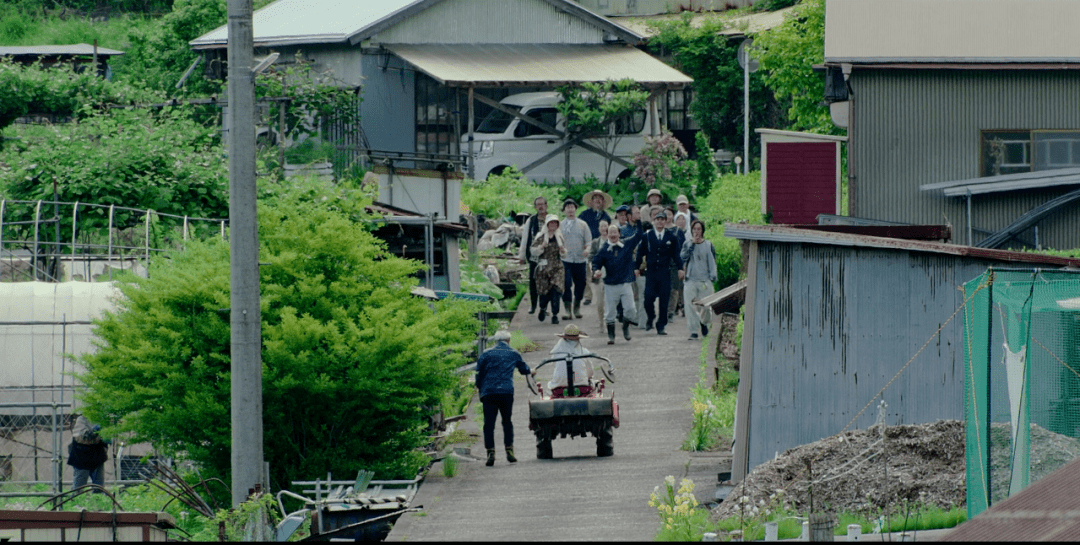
[475,329,534,466]
[635,212,683,336]
[592,223,640,344]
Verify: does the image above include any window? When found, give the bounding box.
[514,108,558,137]
[665,88,698,131]
[614,109,647,135]
[982,130,1080,176]
[477,106,521,134]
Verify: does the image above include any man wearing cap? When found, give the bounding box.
[592,223,640,344]
[475,329,534,466]
[578,189,612,307]
[559,198,592,320]
[636,211,683,335]
[517,196,548,314]
[548,324,595,398]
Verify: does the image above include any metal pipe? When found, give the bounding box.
[467,86,475,180]
[34,200,42,280]
[108,204,114,280]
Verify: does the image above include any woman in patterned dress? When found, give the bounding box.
[531,214,566,324]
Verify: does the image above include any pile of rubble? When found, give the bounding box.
[712,419,1080,522]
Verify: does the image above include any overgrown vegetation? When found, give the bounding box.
[78,185,491,490]
[647,13,783,165]
[461,166,561,221]
[694,171,767,288]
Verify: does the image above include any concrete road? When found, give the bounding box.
[388,292,724,541]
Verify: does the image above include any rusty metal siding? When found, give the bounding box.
[744,241,1003,471]
[372,0,608,44]
[850,69,1080,249]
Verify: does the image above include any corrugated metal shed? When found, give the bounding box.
[725,224,1080,480]
[847,69,1080,249]
[387,44,691,88]
[190,0,642,49]
[825,0,1080,64]
[0,44,124,56]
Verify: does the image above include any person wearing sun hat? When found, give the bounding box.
[646,187,664,208]
[578,189,612,308]
[475,329,535,466]
[530,213,567,324]
[578,189,613,239]
[547,323,595,398]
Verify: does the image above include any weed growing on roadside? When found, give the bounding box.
[442,454,459,478]
[649,476,712,541]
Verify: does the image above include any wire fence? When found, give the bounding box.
[0,199,227,283]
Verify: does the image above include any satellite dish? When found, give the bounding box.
[738,38,760,73]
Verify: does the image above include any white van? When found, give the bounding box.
[465,92,651,183]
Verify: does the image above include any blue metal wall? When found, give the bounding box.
[744,241,1013,470]
[360,54,415,154]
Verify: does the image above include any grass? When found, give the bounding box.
[681,338,736,452]
[0,8,156,50]
[442,453,459,478]
[509,329,540,353]
[0,482,216,539]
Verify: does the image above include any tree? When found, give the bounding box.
[77,188,488,488]
[556,79,648,183]
[752,0,841,135]
[647,13,783,164]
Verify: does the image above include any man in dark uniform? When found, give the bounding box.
[635,211,683,335]
[516,196,548,314]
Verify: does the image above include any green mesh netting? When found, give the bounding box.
[964,268,1080,519]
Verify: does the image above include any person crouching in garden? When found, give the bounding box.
[592,223,641,344]
[680,220,718,340]
[531,214,566,324]
[475,329,534,466]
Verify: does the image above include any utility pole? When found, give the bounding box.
[227,0,263,507]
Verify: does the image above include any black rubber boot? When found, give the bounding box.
[607,323,616,345]
[622,319,632,341]
[506,446,517,463]
[486,448,496,467]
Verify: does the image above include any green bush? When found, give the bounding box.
[461,166,561,221]
[695,171,766,288]
[78,191,488,489]
[0,106,227,232]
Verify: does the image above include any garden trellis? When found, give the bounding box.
[0,199,227,282]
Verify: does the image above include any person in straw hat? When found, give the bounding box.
[530,213,566,324]
[547,324,595,398]
[475,329,535,466]
[578,188,613,307]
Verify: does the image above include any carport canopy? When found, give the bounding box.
[385,43,692,89]
[386,43,692,179]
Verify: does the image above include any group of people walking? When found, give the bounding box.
[519,187,717,343]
